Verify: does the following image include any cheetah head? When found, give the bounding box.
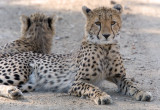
[20,13,56,40]
[82,4,122,45]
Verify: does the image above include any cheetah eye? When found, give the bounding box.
[95,21,101,26]
[111,21,116,25]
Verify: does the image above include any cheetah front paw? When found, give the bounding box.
[135,91,153,101]
[7,86,24,100]
[94,92,113,105]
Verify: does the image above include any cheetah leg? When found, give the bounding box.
[0,85,23,99]
[18,63,38,93]
[109,75,153,101]
[18,72,37,92]
[69,81,112,105]
[18,83,36,92]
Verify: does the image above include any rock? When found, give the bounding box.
[132,46,136,49]
[131,77,135,82]
[132,52,137,54]
[55,37,61,40]
[55,36,69,40]
[124,6,131,10]
[70,24,75,29]
[110,0,116,4]
[124,57,131,60]
[64,36,69,39]
[139,73,143,76]
[57,16,63,21]
[139,66,145,68]
[72,101,76,103]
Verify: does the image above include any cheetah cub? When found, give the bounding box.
[0,4,152,105]
[0,13,55,55]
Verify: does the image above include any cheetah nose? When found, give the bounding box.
[103,34,110,39]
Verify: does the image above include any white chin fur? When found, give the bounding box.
[104,40,118,44]
[87,35,118,45]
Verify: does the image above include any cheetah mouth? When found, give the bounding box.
[104,39,118,45]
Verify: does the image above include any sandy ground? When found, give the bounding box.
[0,0,160,109]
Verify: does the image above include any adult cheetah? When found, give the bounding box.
[0,4,152,105]
[0,13,55,55]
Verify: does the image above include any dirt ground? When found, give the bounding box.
[0,0,160,109]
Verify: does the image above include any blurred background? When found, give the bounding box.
[0,0,160,53]
[0,0,111,53]
[0,0,160,109]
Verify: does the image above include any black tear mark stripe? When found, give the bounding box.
[111,16,116,38]
[111,15,116,38]
[111,26,115,38]
[97,24,101,39]
[96,15,102,40]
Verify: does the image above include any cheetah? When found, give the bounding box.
[0,4,152,105]
[0,13,55,55]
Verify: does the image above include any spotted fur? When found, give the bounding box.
[0,4,152,104]
[0,13,55,55]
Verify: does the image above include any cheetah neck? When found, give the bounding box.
[81,40,118,52]
[19,35,53,54]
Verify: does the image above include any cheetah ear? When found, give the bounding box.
[20,15,31,31]
[82,6,92,17]
[113,4,123,14]
[47,15,56,30]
